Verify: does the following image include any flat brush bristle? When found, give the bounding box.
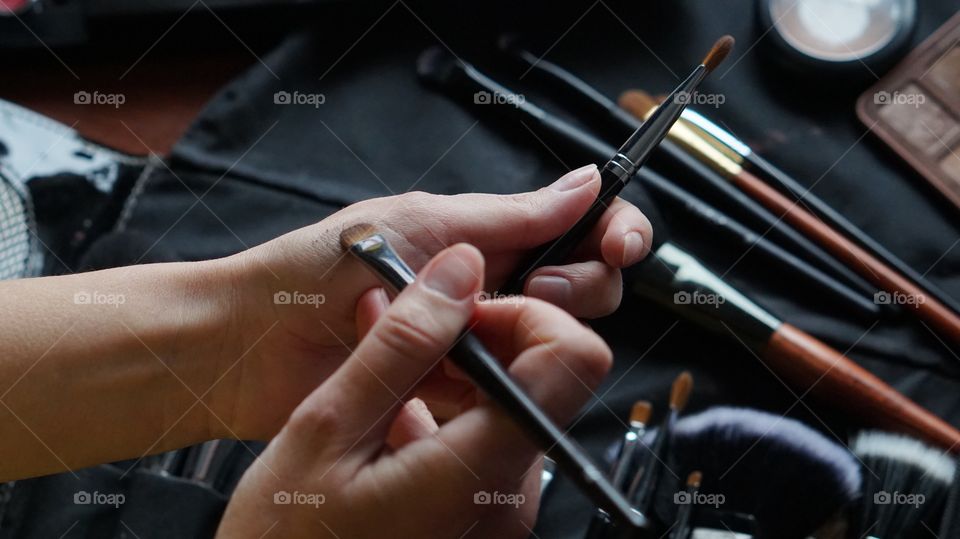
[702,35,735,73]
[670,371,693,412]
[631,401,652,426]
[686,471,702,488]
[339,223,378,251]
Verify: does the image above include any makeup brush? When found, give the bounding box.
[669,471,701,539]
[675,104,960,320]
[418,50,878,318]
[612,401,654,490]
[657,406,862,539]
[630,372,693,516]
[631,242,960,451]
[851,430,954,538]
[339,225,649,533]
[584,401,653,539]
[937,455,960,537]
[494,40,879,305]
[497,36,734,295]
[620,89,960,351]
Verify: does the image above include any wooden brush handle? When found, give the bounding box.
[733,169,960,346]
[765,323,960,450]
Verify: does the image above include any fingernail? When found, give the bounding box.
[422,246,481,300]
[548,164,598,192]
[622,231,645,266]
[526,276,572,309]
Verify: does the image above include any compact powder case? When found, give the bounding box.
[757,0,916,76]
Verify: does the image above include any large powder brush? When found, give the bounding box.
[655,406,862,538]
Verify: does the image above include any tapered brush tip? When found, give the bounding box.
[686,471,702,488]
[617,90,658,118]
[630,400,652,426]
[703,35,735,73]
[339,223,379,251]
[670,371,693,412]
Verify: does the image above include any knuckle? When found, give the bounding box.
[375,307,448,359]
[287,401,341,439]
[398,190,433,209]
[503,193,543,231]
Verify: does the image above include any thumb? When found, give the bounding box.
[424,164,601,251]
[289,243,484,460]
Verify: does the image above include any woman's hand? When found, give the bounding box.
[214,164,651,440]
[216,244,613,539]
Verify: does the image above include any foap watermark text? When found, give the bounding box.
[74,91,125,108]
[274,291,326,308]
[274,490,326,507]
[474,490,525,508]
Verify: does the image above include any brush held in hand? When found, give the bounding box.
[498,36,734,295]
[338,224,649,533]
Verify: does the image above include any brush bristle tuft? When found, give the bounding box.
[669,371,693,412]
[617,90,658,118]
[630,400,652,426]
[686,471,702,488]
[657,406,861,538]
[703,35,734,72]
[851,431,956,537]
[339,223,378,251]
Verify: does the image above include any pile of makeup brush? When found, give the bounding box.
[416,32,960,453]
[592,372,960,539]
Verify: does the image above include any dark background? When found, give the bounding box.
[3,1,960,537]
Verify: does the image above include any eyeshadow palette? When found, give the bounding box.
[857,12,960,210]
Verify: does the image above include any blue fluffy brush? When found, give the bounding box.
[655,406,861,538]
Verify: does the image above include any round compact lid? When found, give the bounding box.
[758,0,916,74]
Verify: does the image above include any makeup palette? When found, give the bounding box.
[857,12,960,210]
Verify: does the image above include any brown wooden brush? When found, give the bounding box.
[636,242,960,451]
[619,89,960,351]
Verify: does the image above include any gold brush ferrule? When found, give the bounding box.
[637,107,743,178]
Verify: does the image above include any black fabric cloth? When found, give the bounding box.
[11,1,960,537]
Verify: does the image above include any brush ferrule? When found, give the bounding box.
[348,234,417,293]
[605,153,636,180]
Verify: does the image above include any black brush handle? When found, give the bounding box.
[450,333,647,532]
[499,166,625,295]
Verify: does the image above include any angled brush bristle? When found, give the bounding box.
[631,400,652,426]
[669,371,693,412]
[703,35,735,73]
[416,45,459,84]
[617,90,658,118]
[339,223,378,251]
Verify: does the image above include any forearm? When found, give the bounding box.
[0,260,234,480]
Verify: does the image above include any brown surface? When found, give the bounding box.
[2,50,251,156]
[764,323,960,451]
